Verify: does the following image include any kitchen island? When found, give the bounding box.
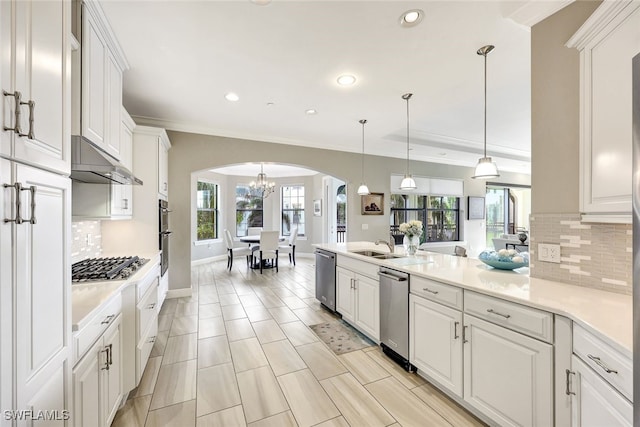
[314,242,632,426]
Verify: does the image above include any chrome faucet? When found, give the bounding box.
[375,240,395,253]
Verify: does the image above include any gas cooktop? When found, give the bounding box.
[72,256,149,283]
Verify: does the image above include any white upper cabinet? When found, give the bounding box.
[1,0,70,175]
[158,136,169,199]
[567,0,640,223]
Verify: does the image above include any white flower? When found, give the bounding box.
[399,220,423,237]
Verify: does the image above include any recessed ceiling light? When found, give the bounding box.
[337,74,356,86]
[305,109,317,115]
[266,102,275,107]
[399,9,424,27]
[439,152,447,156]
[225,92,239,102]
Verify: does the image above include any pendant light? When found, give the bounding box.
[400,93,417,190]
[472,45,500,179]
[357,119,370,195]
[249,163,276,198]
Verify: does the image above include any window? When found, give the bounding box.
[281,185,305,236]
[236,185,263,236]
[390,195,460,243]
[196,181,219,240]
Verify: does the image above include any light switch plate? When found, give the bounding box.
[361,223,368,230]
[538,243,561,263]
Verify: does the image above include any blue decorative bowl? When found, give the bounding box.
[478,250,529,270]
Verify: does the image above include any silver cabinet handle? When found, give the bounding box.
[462,325,468,343]
[100,347,110,371]
[3,90,22,134]
[163,182,167,191]
[3,182,23,224]
[101,314,115,325]
[487,308,511,319]
[18,99,35,139]
[378,271,407,281]
[565,369,576,395]
[147,303,156,310]
[24,185,36,224]
[316,252,332,259]
[123,198,129,210]
[106,343,113,366]
[454,321,459,340]
[422,287,439,295]
[148,336,156,344]
[587,354,618,374]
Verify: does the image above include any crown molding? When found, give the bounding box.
[505,0,575,28]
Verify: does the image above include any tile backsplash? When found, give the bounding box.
[71,221,102,264]
[529,213,632,294]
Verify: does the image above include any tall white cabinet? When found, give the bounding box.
[1,0,72,425]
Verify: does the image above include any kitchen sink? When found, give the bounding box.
[349,250,403,259]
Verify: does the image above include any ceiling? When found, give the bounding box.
[210,163,319,177]
[100,1,569,175]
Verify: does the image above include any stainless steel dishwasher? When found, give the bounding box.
[315,249,336,312]
[378,267,415,372]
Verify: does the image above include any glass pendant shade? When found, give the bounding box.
[357,183,370,195]
[472,157,499,179]
[400,93,416,190]
[357,119,370,195]
[400,175,417,190]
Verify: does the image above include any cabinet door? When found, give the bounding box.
[82,7,106,149]
[120,109,134,171]
[409,294,462,397]
[1,1,12,158]
[355,274,379,340]
[105,52,122,160]
[463,314,553,427]
[336,267,355,322]
[0,160,12,427]
[570,355,632,427]
[15,163,71,414]
[102,316,122,427]
[73,340,102,427]
[13,0,69,174]
[158,139,168,197]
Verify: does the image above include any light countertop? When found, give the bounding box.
[315,242,632,357]
[72,251,161,331]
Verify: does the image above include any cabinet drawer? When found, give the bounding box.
[410,276,462,310]
[74,293,122,362]
[464,291,553,343]
[573,324,632,402]
[337,254,379,279]
[136,264,160,302]
[137,278,159,339]
[136,316,158,384]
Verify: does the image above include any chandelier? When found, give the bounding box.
[250,163,275,198]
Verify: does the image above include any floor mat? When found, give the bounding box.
[309,320,376,355]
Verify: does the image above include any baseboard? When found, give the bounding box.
[191,255,226,266]
[166,287,192,299]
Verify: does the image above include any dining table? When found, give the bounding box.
[239,234,286,269]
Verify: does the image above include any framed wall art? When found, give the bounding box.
[468,196,485,220]
[313,199,322,216]
[361,192,384,215]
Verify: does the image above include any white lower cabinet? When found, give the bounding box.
[569,355,632,427]
[463,314,553,427]
[336,266,379,341]
[73,314,123,427]
[409,294,463,397]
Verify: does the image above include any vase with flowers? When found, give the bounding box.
[399,220,423,256]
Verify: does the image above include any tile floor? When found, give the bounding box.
[112,257,486,427]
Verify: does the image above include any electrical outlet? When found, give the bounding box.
[86,233,93,246]
[538,243,561,263]
[361,223,368,230]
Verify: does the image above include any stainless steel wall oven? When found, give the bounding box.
[159,199,171,276]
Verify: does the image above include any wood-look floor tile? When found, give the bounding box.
[197,363,242,416]
[262,340,307,376]
[169,315,198,336]
[217,285,237,296]
[270,288,295,298]
[233,283,255,296]
[302,297,322,310]
[219,293,241,306]
[365,348,426,389]
[313,416,350,427]
[247,411,297,427]
[150,330,169,358]
[230,338,268,372]
[222,304,248,320]
[280,321,318,346]
[239,294,263,308]
[292,307,335,326]
[413,382,487,427]
[162,333,198,365]
[175,301,198,317]
[365,377,450,427]
[199,303,222,319]
[338,349,390,385]
[252,319,286,344]
[277,369,340,427]
[257,294,285,308]
[267,307,298,324]
[245,305,273,323]
[145,400,196,427]
[198,316,226,339]
[149,359,197,410]
[199,292,220,305]
[159,298,178,315]
[295,342,347,380]
[281,296,307,310]
[197,405,246,427]
[134,356,162,397]
[198,335,232,368]
[112,395,151,427]
[236,366,290,423]
[158,314,173,332]
[320,373,394,427]
[226,318,256,341]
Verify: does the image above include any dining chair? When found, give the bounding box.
[454,245,467,257]
[247,227,263,236]
[254,230,279,273]
[278,227,298,265]
[224,229,252,271]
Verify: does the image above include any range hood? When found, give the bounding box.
[71,136,143,185]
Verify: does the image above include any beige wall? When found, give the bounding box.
[531,0,601,213]
[167,131,530,290]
